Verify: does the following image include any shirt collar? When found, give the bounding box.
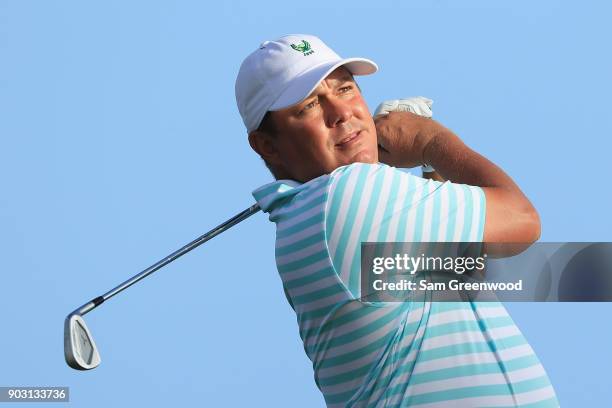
[252,179,303,213]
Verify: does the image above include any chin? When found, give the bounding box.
[350,149,378,165]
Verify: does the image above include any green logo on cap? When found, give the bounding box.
[290,40,314,56]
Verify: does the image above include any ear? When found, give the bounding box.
[248,130,283,167]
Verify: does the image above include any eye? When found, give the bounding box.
[338,85,354,94]
[300,99,319,114]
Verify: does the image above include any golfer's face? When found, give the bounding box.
[270,67,378,182]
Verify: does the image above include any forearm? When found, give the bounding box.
[421,127,516,190]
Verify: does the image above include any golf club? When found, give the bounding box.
[64,203,261,370]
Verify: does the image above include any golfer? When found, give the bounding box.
[236,34,559,407]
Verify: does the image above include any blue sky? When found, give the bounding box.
[1,0,611,406]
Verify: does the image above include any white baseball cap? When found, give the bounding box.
[235,34,378,133]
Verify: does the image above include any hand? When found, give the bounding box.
[374,96,433,118]
[374,96,439,175]
[375,111,446,168]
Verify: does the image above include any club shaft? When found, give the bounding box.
[76,204,261,316]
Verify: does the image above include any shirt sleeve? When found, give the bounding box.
[325,163,486,298]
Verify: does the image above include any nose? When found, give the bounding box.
[325,96,353,128]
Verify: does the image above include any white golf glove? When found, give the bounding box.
[374,96,433,118]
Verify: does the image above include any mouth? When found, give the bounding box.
[335,131,361,148]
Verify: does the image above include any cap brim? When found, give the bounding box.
[269,57,378,111]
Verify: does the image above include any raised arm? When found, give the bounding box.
[376,111,540,244]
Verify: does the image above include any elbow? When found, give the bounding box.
[486,204,540,258]
[529,210,541,243]
[520,203,541,244]
[482,188,541,245]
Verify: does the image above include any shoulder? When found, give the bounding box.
[330,162,393,178]
[327,162,429,199]
[329,162,407,185]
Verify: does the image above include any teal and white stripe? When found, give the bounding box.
[253,163,558,407]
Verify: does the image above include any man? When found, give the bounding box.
[235,34,559,407]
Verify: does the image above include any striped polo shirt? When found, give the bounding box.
[253,162,558,407]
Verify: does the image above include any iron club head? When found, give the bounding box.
[64,313,101,370]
